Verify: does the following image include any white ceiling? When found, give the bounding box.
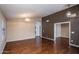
[0,4,74,20]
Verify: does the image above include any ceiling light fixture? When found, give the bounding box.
[66,11,72,17]
[46,20,50,22]
[66,4,77,18]
[25,18,30,22]
[66,11,77,18]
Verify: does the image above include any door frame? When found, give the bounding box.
[54,21,71,44]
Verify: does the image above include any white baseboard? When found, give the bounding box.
[7,37,35,42]
[69,43,79,47]
[42,36,54,41]
[61,36,69,38]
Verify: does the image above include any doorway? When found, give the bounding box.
[35,21,42,37]
[54,21,71,46]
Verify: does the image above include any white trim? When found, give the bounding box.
[42,36,54,41]
[7,38,35,42]
[54,21,71,45]
[69,21,71,45]
[69,43,79,47]
[54,21,70,24]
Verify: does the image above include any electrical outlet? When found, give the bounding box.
[71,40,73,43]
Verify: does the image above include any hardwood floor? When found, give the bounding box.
[3,37,79,54]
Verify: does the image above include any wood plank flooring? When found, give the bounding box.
[3,37,79,54]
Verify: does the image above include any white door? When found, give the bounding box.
[35,22,41,37]
[54,23,61,41]
[56,24,61,37]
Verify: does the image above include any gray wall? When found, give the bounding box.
[71,17,79,45]
[42,5,79,46]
